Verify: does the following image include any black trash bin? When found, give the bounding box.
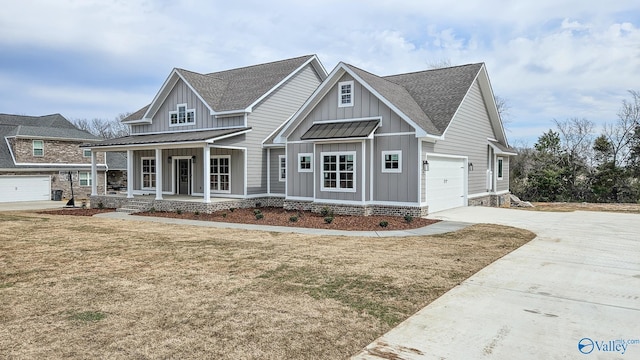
[52,190,63,201]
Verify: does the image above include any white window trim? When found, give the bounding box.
[278,155,286,182]
[141,157,156,190]
[497,157,504,180]
[298,153,313,173]
[320,151,356,193]
[169,103,196,127]
[210,155,231,194]
[83,149,91,157]
[33,140,44,157]
[79,171,92,186]
[338,80,354,108]
[381,150,402,173]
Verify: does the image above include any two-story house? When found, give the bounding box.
[84,55,328,212]
[0,113,107,202]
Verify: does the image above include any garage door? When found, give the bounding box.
[0,176,51,203]
[426,156,466,213]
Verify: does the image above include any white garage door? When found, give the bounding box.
[0,176,51,203]
[426,156,466,213]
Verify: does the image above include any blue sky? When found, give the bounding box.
[1,0,638,146]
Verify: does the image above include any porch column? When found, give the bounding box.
[203,146,211,203]
[155,148,163,200]
[126,150,134,198]
[90,150,98,196]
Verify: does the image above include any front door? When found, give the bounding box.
[178,159,191,195]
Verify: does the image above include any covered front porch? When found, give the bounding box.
[84,128,252,205]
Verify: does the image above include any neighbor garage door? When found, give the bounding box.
[426,156,465,213]
[0,176,51,203]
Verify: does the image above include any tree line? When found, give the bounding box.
[73,113,131,140]
[510,91,640,203]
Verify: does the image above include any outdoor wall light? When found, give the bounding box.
[468,162,474,171]
[167,156,172,163]
[422,160,429,171]
[192,155,196,164]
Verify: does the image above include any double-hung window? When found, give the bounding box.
[321,152,356,192]
[142,158,156,189]
[210,156,230,192]
[338,81,354,107]
[169,104,195,126]
[79,172,92,186]
[83,149,91,158]
[33,140,44,157]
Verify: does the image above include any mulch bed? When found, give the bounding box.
[135,207,440,231]
[37,208,116,216]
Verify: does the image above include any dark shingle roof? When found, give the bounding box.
[126,55,317,121]
[86,127,250,148]
[382,63,483,135]
[0,113,102,169]
[106,152,128,170]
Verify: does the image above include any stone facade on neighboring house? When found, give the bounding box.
[0,113,108,203]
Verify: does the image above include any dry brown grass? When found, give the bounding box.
[522,202,640,213]
[0,212,534,359]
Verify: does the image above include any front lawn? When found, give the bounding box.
[0,212,534,359]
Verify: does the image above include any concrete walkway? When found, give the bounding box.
[94,211,471,237]
[353,207,640,359]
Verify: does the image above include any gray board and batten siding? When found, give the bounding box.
[287,72,420,203]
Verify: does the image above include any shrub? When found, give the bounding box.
[149,207,156,213]
[229,208,235,212]
[320,207,334,217]
[404,214,414,223]
[255,202,262,208]
[97,202,104,209]
[289,215,298,222]
[176,209,182,215]
[255,213,264,220]
[194,211,200,216]
[222,212,227,218]
[324,216,334,224]
[379,221,389,228]
[253,209,262,215]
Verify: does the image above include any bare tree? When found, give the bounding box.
[72,113,130,139]
[426,58,452,69]
[601,90,640,167]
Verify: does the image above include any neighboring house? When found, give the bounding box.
[106,152,128,192]
[84,55,327,210]
[269,62,515,216]
[0,113,107,202]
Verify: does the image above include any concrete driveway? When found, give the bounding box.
[353,207,640,359]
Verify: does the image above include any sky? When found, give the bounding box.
[1,0,639,146]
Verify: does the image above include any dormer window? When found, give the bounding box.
[169,104,195,126]
[338,81,354,107]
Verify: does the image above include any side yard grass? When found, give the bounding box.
[0,212,535,359]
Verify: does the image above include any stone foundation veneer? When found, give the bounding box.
[468,193,511,207]
[92,192,511,216]
[283,200,429,217]
[90,195,284,213]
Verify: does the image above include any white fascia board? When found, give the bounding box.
[144,69,216,121]
[477,65,509,146]
[204,129,252,143]
[312,116,381,124]
[488,141,518,156]
[213,109,250,117]
[122,118,152,125]
[440,68,481,140]
[262,115,293,147]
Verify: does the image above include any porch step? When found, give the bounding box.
[116,199,153,214]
